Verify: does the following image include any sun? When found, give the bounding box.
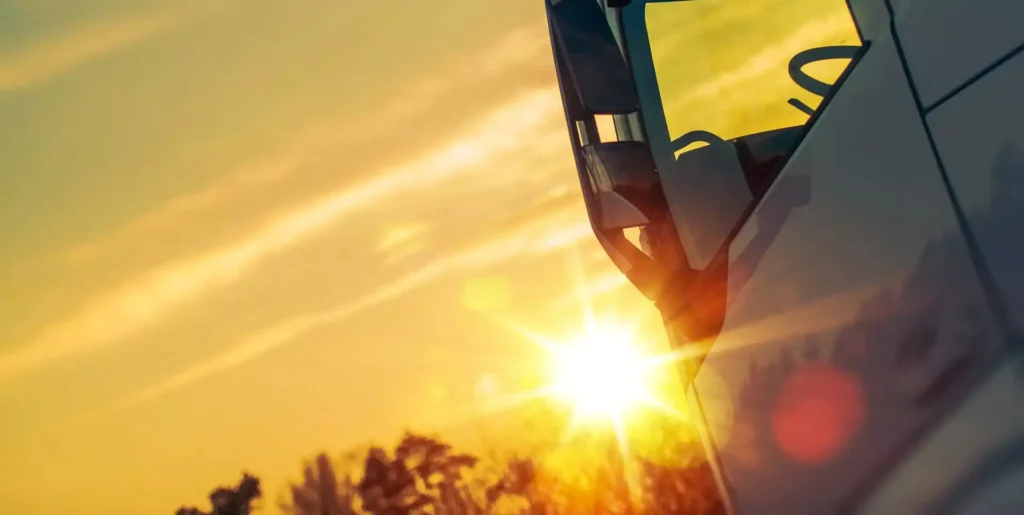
[548,322,657,423]
[476,309,685,442]
[467,254,690,447]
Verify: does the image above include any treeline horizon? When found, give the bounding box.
[176,414,725,515]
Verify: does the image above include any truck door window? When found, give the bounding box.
[620,0,862,268]
[646,0,860,148]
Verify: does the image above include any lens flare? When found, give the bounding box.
[549,323,657,422]
[465,249,693,459]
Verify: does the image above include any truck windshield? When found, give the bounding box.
[616,0,862,267]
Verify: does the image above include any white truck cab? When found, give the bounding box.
[544,0,1024,512]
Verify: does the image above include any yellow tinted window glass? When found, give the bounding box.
[646,0,861,149]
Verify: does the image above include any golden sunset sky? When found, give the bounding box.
[0,0,858,513]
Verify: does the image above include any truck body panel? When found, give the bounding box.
[928,49,1024,335]
[543,1,1024,512]
[688,31,1008,514]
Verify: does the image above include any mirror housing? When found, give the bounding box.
[547,0,680,300]
[662,135,752,269]
[583,141,663,229]
[660,126,802,268]
[548,0,638,114]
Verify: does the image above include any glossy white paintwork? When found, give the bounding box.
[859,360,1024,514]
[847,0,890,39]
[896,0,1024,107]
[690,33,1007,514]
[928,49,1024,335]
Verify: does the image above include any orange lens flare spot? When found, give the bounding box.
[771,363,864,465]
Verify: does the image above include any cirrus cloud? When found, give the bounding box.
[0,10,188,92]
[0,86,564,382]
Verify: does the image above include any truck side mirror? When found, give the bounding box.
[583,141,663,230]
[662,135,753,269]
[659,126,802,268]
[547,0,682,300]
[548,0,638,115]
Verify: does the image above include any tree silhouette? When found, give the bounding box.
[177,473,262,515]
[284,453,359,515]
[267,430,724,515]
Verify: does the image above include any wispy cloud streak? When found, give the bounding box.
[71,214,592,424]
[0,12,186,92]
[0,87,563,381]
[64,22,554,263]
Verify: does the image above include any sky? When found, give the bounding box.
[0,0,858,513]
[0,1,649,512]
